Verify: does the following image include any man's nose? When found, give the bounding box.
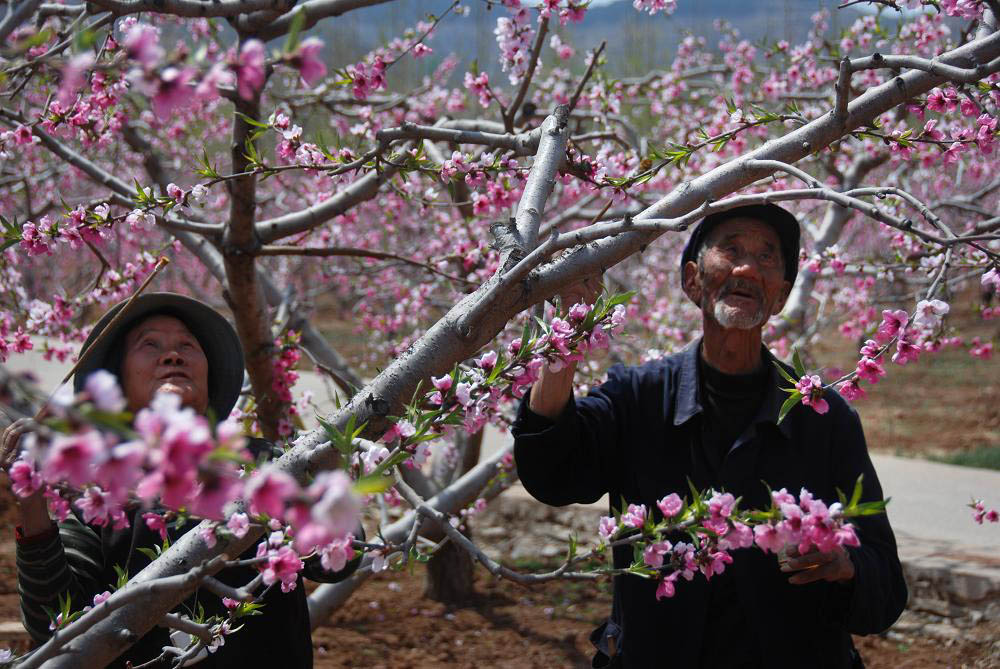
[730,253,764,279]
[159,348,186,365]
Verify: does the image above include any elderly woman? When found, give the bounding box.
[2,293,357,668]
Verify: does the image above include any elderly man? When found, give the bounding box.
[513,204,907,668]
[1,293,356,668]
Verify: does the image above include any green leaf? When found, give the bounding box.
[235,111,270,128]
[0,238,19,252]
[112,565,129,590]
[776,391,802,425]
[73,27,99,51]
[791,348,806,378]
[283,8,307,54]
[851,499,889,516]
[849,473,864,509]
[772,360,797,385]
[353,474,393,495]
[136,546,160,562]
[605,290,636,309]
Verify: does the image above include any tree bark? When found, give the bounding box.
[423,527,476,604]
[423,428,484,604]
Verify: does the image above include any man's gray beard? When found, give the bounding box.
[711,298,766,330]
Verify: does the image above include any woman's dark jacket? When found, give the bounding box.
[512,342,907,668]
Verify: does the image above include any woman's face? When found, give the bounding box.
[120,314,209,414]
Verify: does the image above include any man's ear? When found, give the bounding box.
[771,279,792,315]
[682,260,702,305]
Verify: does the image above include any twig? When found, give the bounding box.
[504,16,549,132]
[394,470,601,584]
[158,613,213,644]
[256,245,474,285]
[567,41,606,113]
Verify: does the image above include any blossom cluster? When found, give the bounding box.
[8,374,362,572]
[970,500,999,525]
[597,481,878,601]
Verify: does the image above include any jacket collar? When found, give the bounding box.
[670,337,795,439]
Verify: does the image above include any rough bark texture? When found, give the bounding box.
[423,528,477,603]
[423,428,484,604]
[222,79,284,439]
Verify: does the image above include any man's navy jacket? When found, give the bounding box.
[512,341,907,668]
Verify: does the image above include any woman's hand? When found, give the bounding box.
[1,417,32,471]
[1,417,55,538]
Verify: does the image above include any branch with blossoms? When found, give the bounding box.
[389,450,885,602]
[333,291,631,484]
[777,244,960,418]
[593,480,884,601]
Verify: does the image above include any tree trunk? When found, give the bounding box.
[423,524,476,604]
[423,429,484,604]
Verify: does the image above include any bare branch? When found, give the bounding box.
[567,41,606,114]
[88,0,295,17]
[0,0,42,44]
[394,470,599,584]
[457,110,570,333]
[849,51,1000,83]
[514,107,570,249]
[245,0,395,41]
[504,16,549,132]
[255,150,409,244]
[773,153,888,339]
[158,613,213,644]
[375,122,543,155]
[257,244,474,285]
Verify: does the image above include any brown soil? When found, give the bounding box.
[310,566,1000,668]
[809,292,1000,459]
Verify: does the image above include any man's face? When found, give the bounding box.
[683,218,792,331]
[121,315,209,414]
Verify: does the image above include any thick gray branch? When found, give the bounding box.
[514,107,569,249]
[88,0,295,17]
[375,122,543,155]
[255,158,405,244]
[849,52,1000,83]
[242,0,394,40]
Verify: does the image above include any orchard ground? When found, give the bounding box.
[0,295,998,666]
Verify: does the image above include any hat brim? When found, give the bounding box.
[680,203,801,285]
[72,293,244,420]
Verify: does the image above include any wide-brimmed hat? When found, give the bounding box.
[72,293,244,420]
[680,203,801,285]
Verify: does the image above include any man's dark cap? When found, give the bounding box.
[73,293,244,420]
[680,203,801,284]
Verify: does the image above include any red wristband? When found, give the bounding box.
[15,523,59,546]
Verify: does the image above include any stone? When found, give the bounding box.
[922,622,962,641]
